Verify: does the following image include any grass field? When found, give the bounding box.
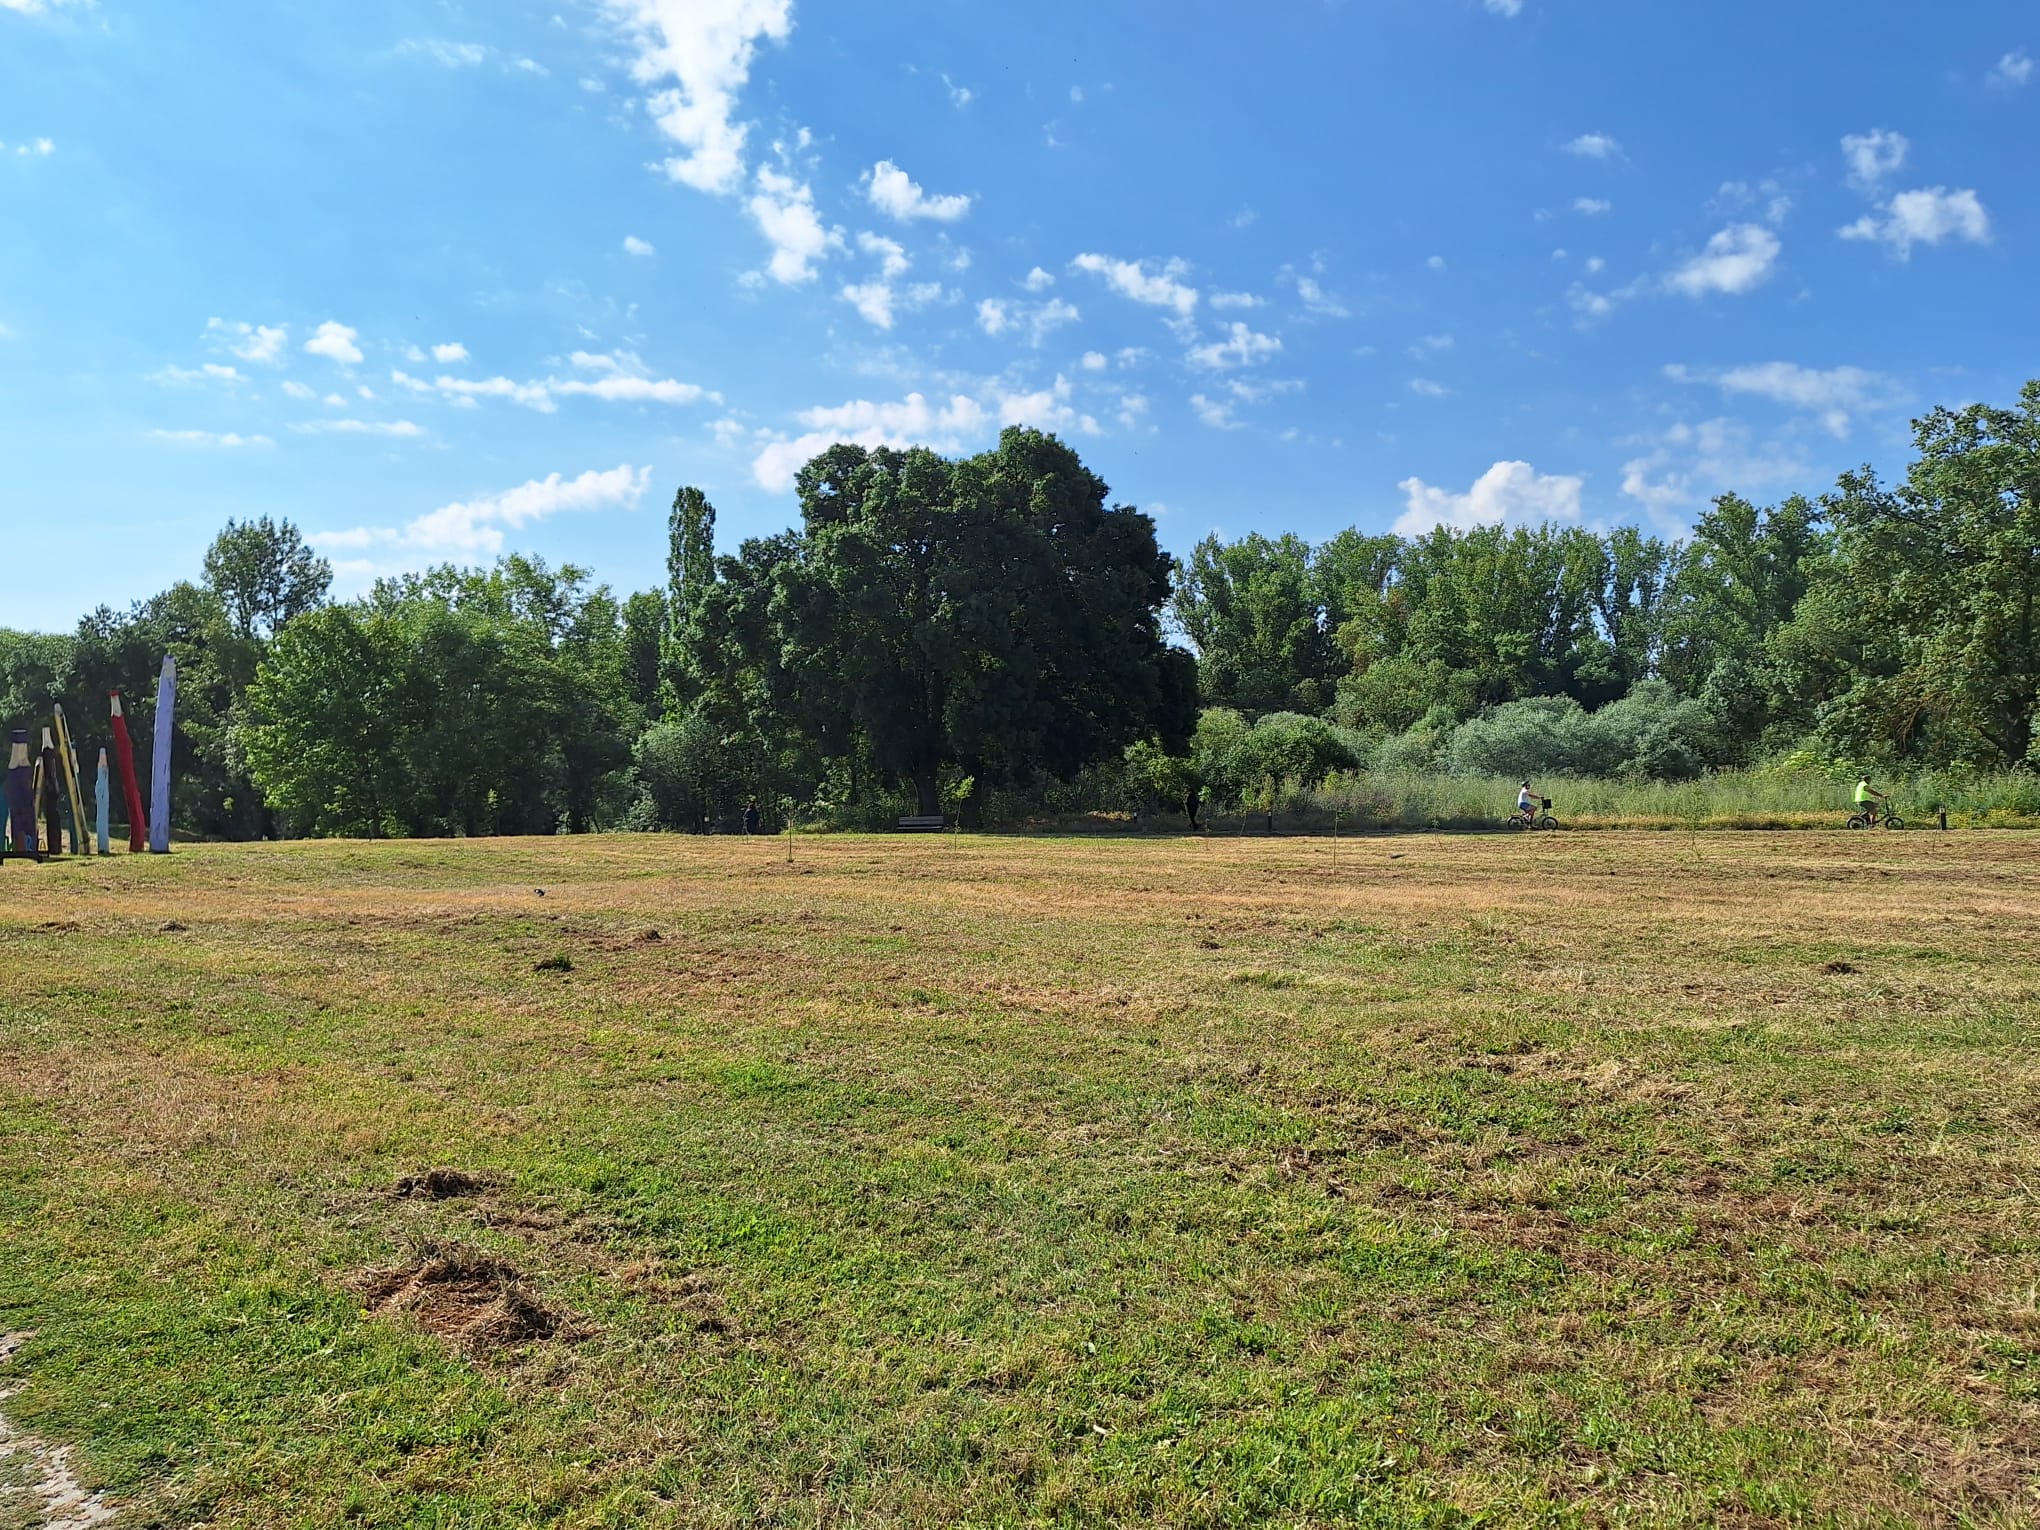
[1,830,2037,1528]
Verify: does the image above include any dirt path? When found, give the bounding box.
[0,1335,114,1530]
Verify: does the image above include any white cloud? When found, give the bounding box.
[1022,266,1055,292]
[293,419,427,437]
[973,294,1076,345]
[1394,461,1584,535]
[553,374,713,404]
[1620,418,1809,522]
[435,375,555,410]
[150,363,243,386]
[1189,394,1238,430]
[748,166,841,284]
[282,380,316,401]
[1990,48,2033,88]
[1563,133,1623,160]
[1584,256,1606,275]
[751,391,991,491]
[1484,0,1523,15]
[146,429,274,448]
[866,159,972,222]
[1408,333,1454,358]
[1839,187,1991,259]
[1295,276,1349,318]
[315,464,652,559]
[1070,253,1198,317]
[1573,197,1612,216]
[206,319,288,366]
[1427,255,1446,271]
[1209,291,1263,310]
[1,0,84,12]
[1187,322,1281,370]
[839,234,946,329]
[1666,360,1899,437]
[1408,378,1451,398]
[1080,350,1108,371]
[941,73,972,108]
[1841,129,1909,192]
[604,0,792,194]
[397,38,489,68]
[1665,223,1780,297]
[7,136,55,156]
[1713,179,1793,226]
[994,374,1079,433]
[622,235,656,257]
[857,230,909,278]
[431,342,470,363]
[304,321,364,365]
[387,357,714,410]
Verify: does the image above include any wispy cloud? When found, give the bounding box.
[314,464,653,559]
[1070,253,1198,317]
[146,429,274,448]
[1562,133,1623,160]
[1840,187,1991,259]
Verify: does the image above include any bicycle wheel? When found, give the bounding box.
[1846,814,1867,829]
[1883,813,1905,831]
[1535,814,1559,830]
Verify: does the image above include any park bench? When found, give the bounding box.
[896,815,947,832]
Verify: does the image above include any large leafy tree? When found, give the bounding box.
[1172,532,1335,715]
[201,516,333,641]
[247,557,638,836]
[716,429,1189,818]
[1808,384,2040,767]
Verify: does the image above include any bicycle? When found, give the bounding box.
[1506,796,1559,830]
[1845,804,1905,830]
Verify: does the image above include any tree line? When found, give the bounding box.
[3,384,2036,839]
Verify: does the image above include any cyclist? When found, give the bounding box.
[1516,780,1538,823]
[1854,775,1887,826]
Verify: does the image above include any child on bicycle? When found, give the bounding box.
[1854,775,1887,825]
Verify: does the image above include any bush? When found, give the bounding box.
[1443,683,1721,782]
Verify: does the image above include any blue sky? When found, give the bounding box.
[3,0,2034,633]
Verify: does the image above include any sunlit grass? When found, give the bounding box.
[2,830,2037,1526]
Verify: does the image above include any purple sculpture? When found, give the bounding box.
[5,729,37,854]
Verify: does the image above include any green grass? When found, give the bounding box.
[1281,768,2040,832]
[2,832,2038,1526]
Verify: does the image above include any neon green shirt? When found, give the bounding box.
[1854,782,1875,804]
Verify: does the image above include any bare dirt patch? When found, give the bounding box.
[352,1244,568,1356]
[0,1332,116,1530]
[393,1167,490,1200]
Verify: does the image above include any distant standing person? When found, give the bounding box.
[743,798,761,835]
[1183,783,1202,832]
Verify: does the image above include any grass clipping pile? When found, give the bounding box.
[353,1242,567,1358]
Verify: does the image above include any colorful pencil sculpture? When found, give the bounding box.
[40,728,65,853]
[53,704,89,855]
[95,748,111,856]
[149,656,176,854]
[6,729,38,854]
[110,691,146,853]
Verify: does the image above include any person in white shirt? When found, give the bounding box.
[1516,780,1537,817]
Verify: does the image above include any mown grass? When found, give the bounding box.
[1,831,2037,1527]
